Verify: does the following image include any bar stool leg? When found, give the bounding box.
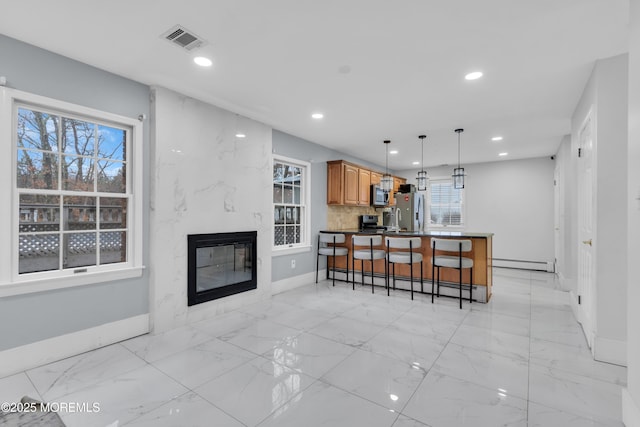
[459,267,463,309]
[469,267,473,304]
[410,262,414,301]
[420,261,424,293]
[385,257,389,296]
[371,260,375,294]
[431,259,435,303]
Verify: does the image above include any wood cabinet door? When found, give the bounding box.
[370,171,382,186]
[326,162,344,204]
[343,164,359,205]
[388,177,405,206]
[358,169,371,205]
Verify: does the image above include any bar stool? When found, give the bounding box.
[351,235,386,293]
[316,233,349,286]
[386,237,423,300]
[431,238,473,309]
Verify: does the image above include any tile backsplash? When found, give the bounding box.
[327,205,380,230]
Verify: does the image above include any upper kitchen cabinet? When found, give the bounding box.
[327,160,372,206]
[370,171,382,186]
[388,177,406,206]
[359,168,371,205]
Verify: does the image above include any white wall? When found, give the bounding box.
[0,35,150,359]
[400,157,555,267]
[625,2,640,425]
[569,53,628,365]
[149,87,273,333]
[554,135,575,291]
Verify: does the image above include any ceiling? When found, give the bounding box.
[0,0,629,171]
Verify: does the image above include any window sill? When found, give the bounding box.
[272,245,312,257]
[0,266,145,297]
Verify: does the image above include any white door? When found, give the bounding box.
[576,111,596,348]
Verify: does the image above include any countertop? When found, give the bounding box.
[320,229,494,238]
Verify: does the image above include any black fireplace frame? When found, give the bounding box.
[187,231,257,306]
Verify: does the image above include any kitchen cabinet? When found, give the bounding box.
[388,177,406,206]
[327,161,344,205]
[343,163,359,205]
[370,171,382,186]
[359,169,371,205]
[327,160,400,206]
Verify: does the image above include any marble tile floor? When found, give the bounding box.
[0,268,627,427]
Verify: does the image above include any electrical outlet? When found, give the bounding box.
[291,259,296,269]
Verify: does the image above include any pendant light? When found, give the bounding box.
[416,135,428,191]
[453,128,465,189]
[381,140,393,192]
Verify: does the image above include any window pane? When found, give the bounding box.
[97,160,126,193]
[62,155,95,191]
[17,108,59,152]
[64,196,96,231]
[292,207,300,224]
[64,232,97,268]
[19,234,60,273]
[100,197,127,229]
[274,225,285,246]
[100,231,126,264]
[429,179,463,226]
[98,125,126,161]
[285,226,300,244]
[275,205,285,224]
[17,149,59,190]
[273,184,282,203]
[19,194,60,232]
[273,163,284,182]
[283,185,294,203]
[62,118,95,156]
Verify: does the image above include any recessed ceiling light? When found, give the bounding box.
[193,56,212,67]
[311,113,324,119]
[412,161,420,165]
[492,136,503,141]
[235,133,246,138]
[465,71,483,80]
[499,152,508,157]
[389,150,398,155]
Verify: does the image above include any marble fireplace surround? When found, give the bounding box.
[149,87,273,334]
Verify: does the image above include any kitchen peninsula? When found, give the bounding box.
[320,230,493,302]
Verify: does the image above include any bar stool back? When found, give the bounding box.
[316,233,349,286]
[431,238,473,309]
[386,237,423,300]
[351,235,386,293]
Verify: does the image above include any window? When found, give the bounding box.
[0,88,143,293]
[428,178,464,227]
[272,155,310,253]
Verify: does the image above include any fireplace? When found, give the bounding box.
[187,231,257,306]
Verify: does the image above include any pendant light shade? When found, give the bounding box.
[381,140,393,192]
[416,135,428,191]
[453,128,465,189]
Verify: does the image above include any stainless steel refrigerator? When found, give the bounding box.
[395,192,425,232]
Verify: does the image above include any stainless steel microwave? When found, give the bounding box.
[370,185,388,207]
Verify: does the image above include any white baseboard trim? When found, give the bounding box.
[272,270,318,295]
[0,314,149,378]
[593,336,627,367]
[623,388,640,427]
[492,258,553,272]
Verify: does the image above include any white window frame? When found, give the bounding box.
[272,154,311,256]
[0,87,144,297]
[427,176,465,229]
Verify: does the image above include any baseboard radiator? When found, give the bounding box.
[493,258,555,272]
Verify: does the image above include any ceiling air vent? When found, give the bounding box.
[162,25,207,51]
